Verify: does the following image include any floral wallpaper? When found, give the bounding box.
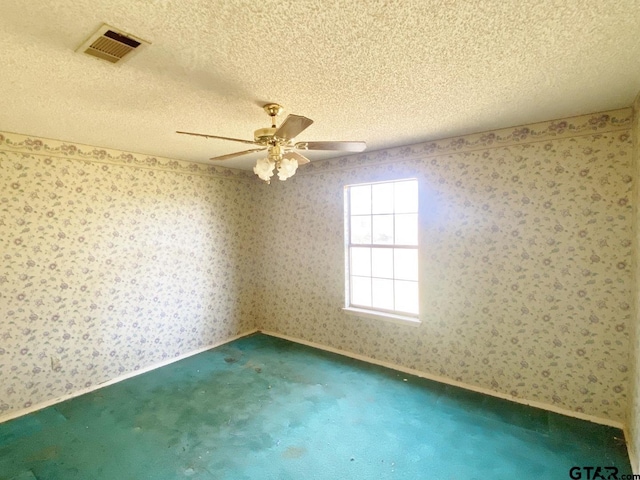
[630,92,640,472]
[0,133,257,419]
[1,107,636,428]
[254,108,635,423]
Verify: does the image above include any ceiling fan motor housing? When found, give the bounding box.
[254,127,277,144]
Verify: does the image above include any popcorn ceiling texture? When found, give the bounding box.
[255,107,635,422]
[0,1,639,170]
[0,107,636,427]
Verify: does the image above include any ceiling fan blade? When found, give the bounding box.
[283,151,311,165]
[210,148,266,161]
[295,141,366,152]
[274,115,314,141]
[177,131,260,146]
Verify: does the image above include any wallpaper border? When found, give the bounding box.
[300,107,633,175]
[0,328,259,425]
[0,131,256,180]
[2,108,630,180]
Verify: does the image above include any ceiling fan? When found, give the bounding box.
[177,103,366,183]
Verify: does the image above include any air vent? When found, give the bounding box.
[77,24,149,64]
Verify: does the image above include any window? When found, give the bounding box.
[345,179,419,319]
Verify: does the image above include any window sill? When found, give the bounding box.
[342,307,421,327]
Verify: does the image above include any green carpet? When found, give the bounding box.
[0,333,631,479]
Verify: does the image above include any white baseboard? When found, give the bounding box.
[260,329,625,430]
[4,326,633,470]
[0,328,258,425]
[625,425,639,474]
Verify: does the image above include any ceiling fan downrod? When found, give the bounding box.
[263,103,283,128]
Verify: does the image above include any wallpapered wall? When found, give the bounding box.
[0,133,257,418]
[0,107,635,426]
[630,93,640,470]
[255,108,634,422]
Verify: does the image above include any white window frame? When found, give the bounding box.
[343,178,420,326]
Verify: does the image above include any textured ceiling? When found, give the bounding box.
[0,0,639,170]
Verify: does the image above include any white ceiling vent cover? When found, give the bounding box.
[77,24,149,64]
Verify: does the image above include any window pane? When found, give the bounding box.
[346,179,419,317]
[372,183,394,214]
[395,213,417,245]
[372,215,394,244]
[395,280,419,314]
[394,249,418,281]
[351,276,372,307]
[395,180,418,213]
[350,185,371,215]
[350,215,371,244]
[372,278,394,310]
[371,248,393,279]
[351,247,371,276]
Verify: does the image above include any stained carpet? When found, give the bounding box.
[0,333,631,479]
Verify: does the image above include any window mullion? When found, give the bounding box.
[346,178,419,317]
[392,183,396,310]
[351,247,356,307]
[368,246,373,307]
[350,244,415,249]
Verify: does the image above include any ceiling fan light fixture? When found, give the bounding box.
[277,157,298,181]
[254,157,275,183]
[177,103,366,183]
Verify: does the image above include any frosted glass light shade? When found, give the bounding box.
[277,157,298,181]
[254,157,276,183]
